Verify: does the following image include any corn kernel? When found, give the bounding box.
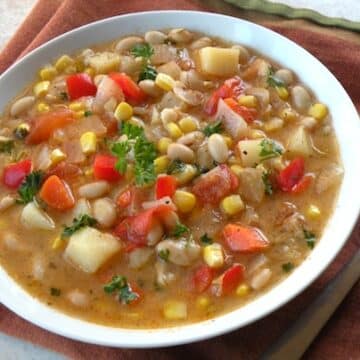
[166,122,183,139]
[64,65,77,74]
[236,284,250,297]
[279,108,297,122]
[163,300,187,320]
[39,66,57,81]
[80,132,97,155]
[230,165,243,177]
[179,117,198,133]
[222,135,233,148]
[263,117,284,132]
[74,58,85,72]
[33,81,50,97]
[52,236,65,250]
[248,129,266,139]
[238,95,257,108]
[84,168,93,177]
[196,296,211,309]
[203,243,224,268]
[157,137,172,154]
[307,204,321,220]
[50,148,67,165]
[173,164,197,185]
[154,156,170,174]
[308,103,328,121]
[69,102,85,112]
[173,190,196,213]
[114,101,133,121]
[55,55,74,72]
[84,67,95,78]
[276,86,289,100]
[221,195,244,216]
[155,73,176,91]
[74,110,85,119]
[36,102,50,113]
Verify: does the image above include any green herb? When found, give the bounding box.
[200,233,213,246]
[139,64,157,81]
[104,275,139,304]
[267,67,286,88]
[0,137,14,154]
[304,229,316,249]
[262,171,273,195]
[130,43,154,59]
[203,120,223,137]
[16,171,44,205]
[259,138,283,160]
[158,249,170,262]
[84,110,93,117]
[121,122,144,140]
[59,92,68,101]
[282,262,295,272]
[111,141,131,173]
[167,159,186,175]
[172,222,189,238]
[13,126,29,140]
[61,214,97,239]
[50,287,61,296]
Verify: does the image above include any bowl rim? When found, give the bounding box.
[0,10,359,348]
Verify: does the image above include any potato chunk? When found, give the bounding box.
[237,139,263,167]
[287,126,312,157]
[199,47,239,76]
[88,52,120,74]
[64,227,121,273]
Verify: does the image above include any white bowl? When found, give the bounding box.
[0,11,359,348]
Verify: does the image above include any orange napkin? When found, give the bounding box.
[0,1,359,358]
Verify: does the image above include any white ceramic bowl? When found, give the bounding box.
[0,11,359,348]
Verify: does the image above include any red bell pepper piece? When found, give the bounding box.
[277,157,305,192]
[155,175,177,199]
[93,154,122,182]
[291,173,313,194]
[191,265,214,293]
[223,98,257,123]
[116,188,133,208]
[2,159,32,189]
[212,264,245,296]
[66,73,97,100]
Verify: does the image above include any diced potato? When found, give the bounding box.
[20,202,55,230]
[88,52,121,74]
[237,139,263,167]
[64,227,122,273]
[163,300,187,320]
[199,47,239,76]
[287,126,312,157]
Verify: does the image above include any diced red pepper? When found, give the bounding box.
[223,98,257,123]
[109,72,147,104]
[291,173,314,194]
[221,264,245,295]
[223,224,269,253]
[93,154,122,182]
[191,265,214,293]
[2,159,32,189]
[155,175,177,199]
[277,157,305,192]
[66,73,97,100]
[126,282,144,305]
[223,76,245,98]
[116,188,133,208]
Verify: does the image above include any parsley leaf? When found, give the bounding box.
[262,171,273,195]
[121,122,144,140]
[0,137,14,154]
[259,138,283,160]
[139,64,157,81]
[282,262,295,272]
[111,141,131,173]
[267,67,286,88]
[203,120,223,137]
[50,287,61,296]
[304,229,316,249]
[61,214,97,239]
[130,43,154,59]
[167,159,186,175]
[104,275,139,305]
[16,171,44,205]
[158,249,170,262]
[172,222,189,238]
[84,110,93,117]
[200,233,213,246]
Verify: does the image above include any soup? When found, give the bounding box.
[0,28,343,328]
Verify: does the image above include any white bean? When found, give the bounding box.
[301,116,317,130]
[115,36,144,53]
[0,195,15,212]
[160,108,178,125]
[139,79,162,97]
[129,247,154,269]
[167,143,195,163]
[119,55,144,74]
[208,134,229,163]
[72,198,92,219]
[250,268,272,290]
[190,37,212,50]
[275,69,294,86]
[168,28,193,43]
[78,181,110,199]
[232,45,250,64]
[145,30,167,44]
[92,198,117,228]
[67,289,89,307]
[147,220,164,246]
[177,131,204,147]
[291,86,311,113]
[10,96,35,117]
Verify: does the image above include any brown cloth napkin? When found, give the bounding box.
[0,1,359,359]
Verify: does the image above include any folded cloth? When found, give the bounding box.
[0,1,359,359]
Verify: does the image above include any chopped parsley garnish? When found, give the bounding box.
[202,120,223,137]
[139,64,157,81]
[0,137,14,154]
[304,229,316,249]
[262,171,273,195]
[111,141,131,173]
[267,67,286,89]
[104,275,139,305]
[172,222,189,238]
[59,92,68,101]
[121,122,144,140]
[158,249,170,262]
[130,43,154,59]
[61,214,97,239]
[50,287,61,296]
[167,159,186,175]
[282,262,295,272]
[16,171,44,205]
[200,233,213,246]
[84,110,93,117]
[259,138,283,160]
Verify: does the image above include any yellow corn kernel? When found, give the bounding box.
[308,103,328,121]
[238,95,257,108]
[84,168,93,177]
[230,165,243,177]
[55,55,74,72]
[36,102,50,113]
[52,236,65,250]
[248,129,266,139]
[80,132,97,155]
[163,300,187,320]
[64,65,77,75]
[33,81,50,97]
[307,204,321,220]
[196,296,211,310]
[222,135,233,148]
[263,117,284,132]
[114,101,133,121]
[203,243,224,269]
[39,66,57,81]
[74,58,85,72]
[236,284,250,297]
[221,195,244,216]
[173,190,196,213]
[157,137,172,154]
[155,73,176,91]
[279,108,297,122]
[50,148,67,166]
[178,117,198,133]
[276,86,289,100]
[154,156,170,174]
[173,164,197,185]
[74,110,85,119]
[84,67,95,78]
[166,122,183,139]
[69,102,85,112]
